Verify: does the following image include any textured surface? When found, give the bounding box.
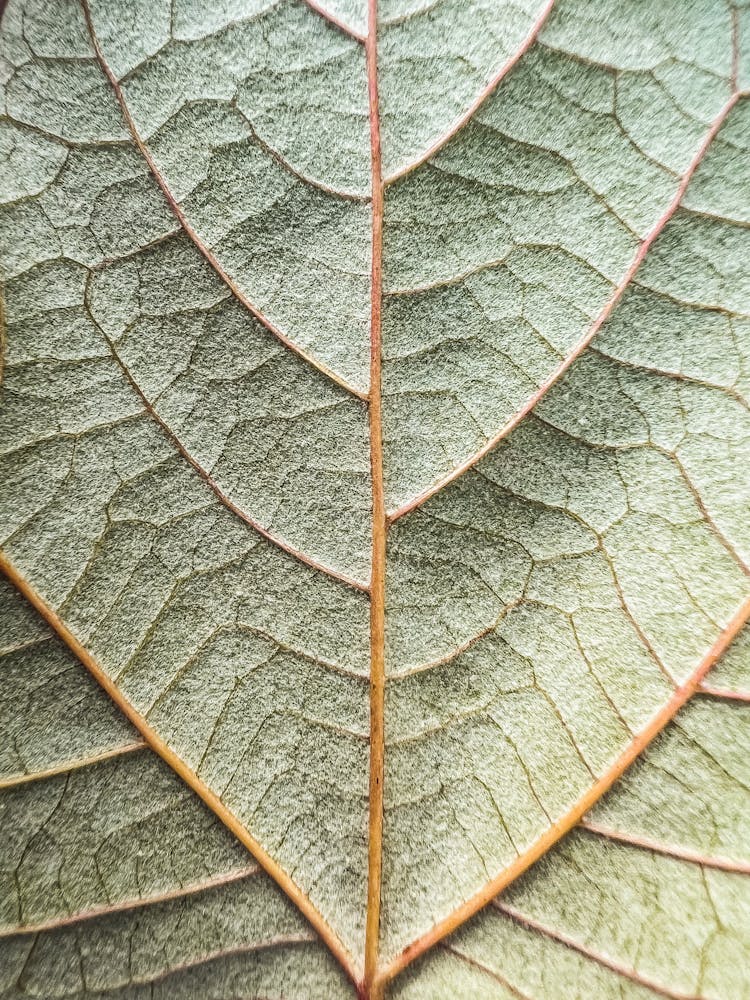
[0,576,140,783]
[3,583,750,1000]
[1,0,749,996]
[393,680,750,999]
[0,586,352,1000]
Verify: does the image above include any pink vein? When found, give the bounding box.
[579,820,750,875]
[2,865,259,938]
[698,683,750,702]
[441,945,534,1000]
[383,0,557,184]
[104,335,369,594]
[494,902,702,1000]
[388,88,745,523]
[81,0,368,402]
[300,0,367,42]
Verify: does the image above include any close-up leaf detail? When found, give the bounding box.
[1,0,749,997]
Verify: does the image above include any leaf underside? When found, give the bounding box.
[1,0,750,997]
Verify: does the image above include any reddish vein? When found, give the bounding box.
[3,864,259,938]
[52,7,750,998]
[364,0,387,993]
[441,945,534,1000]
[132,935,316,988]
[103,333,369,594]
[81,0,368,402]
[0,555,359,989]
[388,88,745,523]
[579,820,750,875]
[495,902,701,1000]
[0,740,146,790]
[698,683,750,702]
[383,0,557,184]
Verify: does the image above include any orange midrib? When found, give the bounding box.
[3,5,748,998]
[364,0,387,994]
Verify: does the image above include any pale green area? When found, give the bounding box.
[683,99,750,223]
[2,0,750,989]
[382,174,750,949]
[394,695,750,999]
[1,940,350,1000]
[502,832,750,999]
[380,0,750,953]
[0,0,372,959]
[85,0,372,389]
[1,751,246,931]
[89,235,373,582]
[378,0,548,178]
[382,0,737,509]
[0,0,372,580]
[708,627,750,694]
[393,909,661,999]
[5,620,746,1000]
[314,0,368,36]
[590,697,750,864]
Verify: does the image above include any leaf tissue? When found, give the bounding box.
[1,0,750,997]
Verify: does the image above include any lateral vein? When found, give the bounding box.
[0,556,360,989]
[579,820,750,875]
[102,331,370,594]
[374,592,750,989]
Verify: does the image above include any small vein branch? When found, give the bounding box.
[383,0,557,184]
[2,864,259,938]
[103,333,369,594]
[0,741,146,791]
[387,88,745,523]
[494,901,700,1000]
[579,820,750,875]
[80,0,368,402]
[374,592,750,989]
[670,452,750,577]
[698,683,750,702]
[440,945,534,1000]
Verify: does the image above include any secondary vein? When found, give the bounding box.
[388,87,748,523]
[0,555,360,989]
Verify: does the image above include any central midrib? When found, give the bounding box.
[364,0,387,995]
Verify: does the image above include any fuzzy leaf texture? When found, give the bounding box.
[1,0,749,997]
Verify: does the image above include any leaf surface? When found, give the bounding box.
[1,0,749,996]
[391,651,750,999]
[3,546,750,1000]
[0,582,351,1000]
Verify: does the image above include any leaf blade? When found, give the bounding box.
[2,0,750,995]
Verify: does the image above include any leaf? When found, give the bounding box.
[0,0,749,997]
